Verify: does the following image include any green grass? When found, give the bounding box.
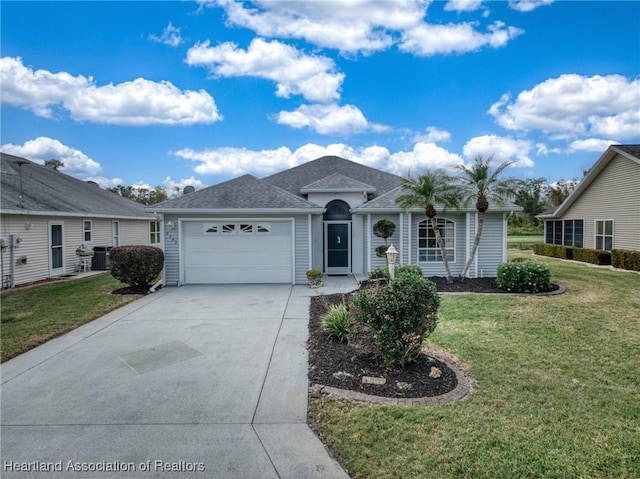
[508,234,544,250]
[0,273,135,362]
[309,252,640,479]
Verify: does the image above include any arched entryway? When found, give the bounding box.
[323,200,352,274]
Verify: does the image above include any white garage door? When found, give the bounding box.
[183,221,293,284]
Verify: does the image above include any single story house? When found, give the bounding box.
[538,144,640,251]
[150,156,519,285]
[1,153,157,288]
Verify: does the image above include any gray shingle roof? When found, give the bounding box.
[300,173,376,193]
[150,174,323,211]
[263,156,403,197]
[614,144,640,160]
[1,153,153,218]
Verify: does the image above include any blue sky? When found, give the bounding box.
[2,0,639,193]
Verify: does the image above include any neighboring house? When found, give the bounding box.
[1,153,157,288]
[150,156,519,285]
[539,144,640,252]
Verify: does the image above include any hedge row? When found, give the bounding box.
[611,249,640,271]
[533,243,640,270]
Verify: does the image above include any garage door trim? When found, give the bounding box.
[178,217,296,285]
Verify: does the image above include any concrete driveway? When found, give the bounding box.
[1,283,354,478]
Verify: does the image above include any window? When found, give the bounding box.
[204,223,219,234]
[418,218,454,262]
[563,220,584,247]
[112,221,120,247]
[83,220,92,243]
[257,223,270,233]
[150,221,161,244]
[595,220,614,250]
[240,224,253,233]
[222,224,236,234]
[545,219,583,247]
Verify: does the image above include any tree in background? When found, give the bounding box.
[108,185,169,205]
[44,159,64,170]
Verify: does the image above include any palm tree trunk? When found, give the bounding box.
[430,217,454,283]
[461,212,485,278]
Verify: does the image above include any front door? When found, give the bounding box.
[325,222,351,274]
[49,222,64,276]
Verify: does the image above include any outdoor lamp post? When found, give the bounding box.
[386,244,398,280]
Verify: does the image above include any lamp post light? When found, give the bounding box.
[386,244,398,280]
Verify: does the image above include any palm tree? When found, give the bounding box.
[455,155,521,279]
[396,171,459,283]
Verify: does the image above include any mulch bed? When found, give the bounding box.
[308,292,458,399]
[112,285,154,295]
[427,276,560,294]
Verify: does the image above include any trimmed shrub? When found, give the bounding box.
[612,249,640,271]
[109,245,164,287]
[572,248,612,266]
[533,243,573,260]
[321,303,351,342]
[496,260,551,293]
[375,244,390,258]
[350,274,439,368]
[367,264,424,281]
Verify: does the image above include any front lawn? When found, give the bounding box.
[0,274,135,362]
[309,253,640,479]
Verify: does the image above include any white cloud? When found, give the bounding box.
[186,38,344,103]
[508,0,553,13]
[445,0,485,12]
[213,0,425,56]
[1,137,102,178]
[462,135,534,168]
[162,176,206,194]
[400,21,523,56]
[413,126,452,143]
[0,56,221,125]
[489,74,640,139]
[276,103,388,136]
[568,139,619,153]
[210,0,522,57]
[84,176,125,189]
[149,22,185,47]
[172,141,468,178]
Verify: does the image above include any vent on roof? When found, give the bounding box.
[183,185,195,195]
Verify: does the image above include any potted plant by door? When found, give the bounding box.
[306,269,323,288]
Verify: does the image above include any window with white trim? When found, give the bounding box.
[112,221,120,246]
[83,220,92,243]
[595,220,614,250]
[418,218,454,262]
[150,221,161,244]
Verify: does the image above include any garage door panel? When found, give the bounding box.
[182,221,293,284]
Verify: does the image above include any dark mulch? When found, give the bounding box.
[308,293,458,399]
[112,285,154,295]
[426,276,560,294]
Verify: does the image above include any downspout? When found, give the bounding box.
[366,214,371,272]
[399,212,404,266]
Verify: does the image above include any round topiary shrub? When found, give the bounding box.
[350,274,439,368]
[496,260,551,293]
[109,245,164,288]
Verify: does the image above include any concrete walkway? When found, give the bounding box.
[1,278,358,478]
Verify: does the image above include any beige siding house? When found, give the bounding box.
[540,145,640,251]
[1,153,157,288]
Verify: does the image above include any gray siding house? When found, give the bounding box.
[1,153,157,288]
[539,145,640,251]
[150,156,519,285]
